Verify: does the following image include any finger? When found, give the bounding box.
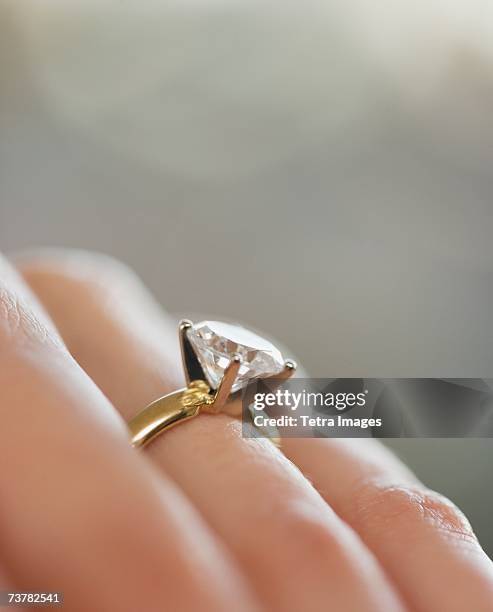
[281,437,493,612]
[21,249,407,612]
[0,254,256,612]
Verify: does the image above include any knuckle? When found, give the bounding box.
[0,282,60,350]
[0,284,23,336]
[352,480,476,543]
[272,504,343,567]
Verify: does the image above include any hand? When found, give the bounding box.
[1,249,492,612]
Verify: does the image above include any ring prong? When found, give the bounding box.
[209,353,242,414]
[277,359,297,381]
[179,319,193,333]
[178,318,207,385]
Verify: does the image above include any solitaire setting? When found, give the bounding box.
[186,320,285,392]
[128,319,296,448]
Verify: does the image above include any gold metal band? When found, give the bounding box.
[128,381,213,448]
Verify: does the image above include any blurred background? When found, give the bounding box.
[1,1,492,554]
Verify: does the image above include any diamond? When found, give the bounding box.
[186,320,285,392]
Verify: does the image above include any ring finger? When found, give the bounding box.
[19,249,406,612]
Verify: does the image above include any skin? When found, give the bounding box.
[0,248,492,611]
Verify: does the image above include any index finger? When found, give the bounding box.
[0,255,256,612]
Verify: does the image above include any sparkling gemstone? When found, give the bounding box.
[187,320,284,392]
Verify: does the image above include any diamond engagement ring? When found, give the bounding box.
[128,319,297,448]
